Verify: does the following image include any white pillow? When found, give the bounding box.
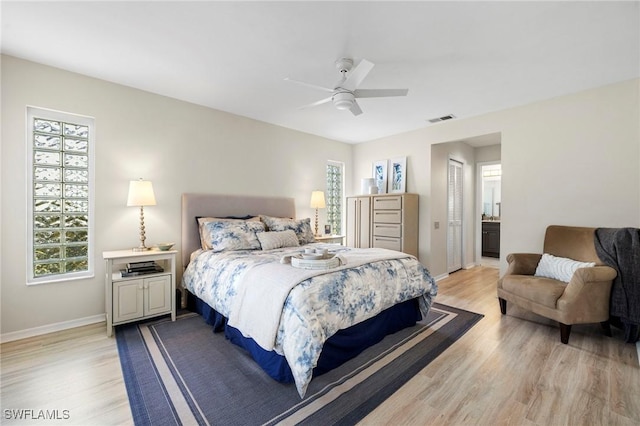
[534,253,595,283]
[257,230,300,250]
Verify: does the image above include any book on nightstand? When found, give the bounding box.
[117,262,164,278]
[126,260,157,269]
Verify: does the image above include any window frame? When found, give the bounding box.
[26,106,96,285]
[326,160,345,235]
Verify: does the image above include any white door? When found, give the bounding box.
[448,159,463,273]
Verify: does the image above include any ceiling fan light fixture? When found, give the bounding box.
[332,92,354,110]
[287,58,408,116]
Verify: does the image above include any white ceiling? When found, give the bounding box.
[2,1,638,144]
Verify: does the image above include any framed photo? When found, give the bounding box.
[324,224,331,235]
[388,157,407,193]
[372,160,388,194]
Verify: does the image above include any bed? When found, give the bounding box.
[180,193,437,397]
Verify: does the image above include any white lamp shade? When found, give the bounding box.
[127,180,156,207]
[310,191,326,209]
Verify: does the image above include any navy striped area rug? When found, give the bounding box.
[116,303,482,425]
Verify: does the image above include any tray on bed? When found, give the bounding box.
[291,254,340,270]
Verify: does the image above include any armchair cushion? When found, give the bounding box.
[501,275,566,308]
[534,253,595,283]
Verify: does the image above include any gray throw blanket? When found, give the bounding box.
[594,227,640,343]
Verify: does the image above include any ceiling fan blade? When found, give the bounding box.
[342,59,374,91]
[349,100,363,116]
[284,77,334,93]
[354,88,409,98]
[299,96,332,109]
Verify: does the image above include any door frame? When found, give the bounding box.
[476,160,501,265]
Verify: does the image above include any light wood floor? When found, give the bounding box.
[362,266,640,425]
[1,266,638,425]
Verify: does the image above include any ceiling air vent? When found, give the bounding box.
[427,114,456,124]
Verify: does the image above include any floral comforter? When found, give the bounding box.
[182,244,437,397]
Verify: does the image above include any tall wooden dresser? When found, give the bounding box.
[346,193,418,257]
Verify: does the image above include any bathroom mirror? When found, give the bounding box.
[482,164,501,219]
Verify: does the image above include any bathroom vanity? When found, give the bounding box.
[482,221,500,258]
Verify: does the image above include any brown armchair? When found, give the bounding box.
[497,225,617,344]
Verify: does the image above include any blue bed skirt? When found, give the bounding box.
[187,292,422,383]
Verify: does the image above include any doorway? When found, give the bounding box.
[447,159,463,273]
[478,162,501,267]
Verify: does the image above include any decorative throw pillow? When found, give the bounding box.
[200,220,265,252]
[257,230,300,250]
[534,253,595,283]
[260,216,315,245]
[197,216,260,250]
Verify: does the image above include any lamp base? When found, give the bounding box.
[133,206,151,252]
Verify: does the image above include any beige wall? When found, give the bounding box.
[0,55,352,338]
[475,144,501,164]
[353,78,640,278]
[2,53,638,339]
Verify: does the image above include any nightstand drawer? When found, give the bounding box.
[373,210,401,224]
[373,223,401,238]
[372,236,402,251]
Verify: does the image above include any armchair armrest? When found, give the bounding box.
[557,265,617,314]
[571,265,617,283]
[504,253,542,276]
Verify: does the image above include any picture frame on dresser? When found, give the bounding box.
[389,157,407,193]
[372,159,388,194]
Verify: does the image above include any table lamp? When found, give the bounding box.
[309,190,326,237]
[127,179,156,251]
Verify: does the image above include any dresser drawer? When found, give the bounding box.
[373,196,402,210]
[372,236,402,251]
[373,223,402,238]
[373,210,401,224]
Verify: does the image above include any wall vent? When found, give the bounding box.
[427,114,456,124]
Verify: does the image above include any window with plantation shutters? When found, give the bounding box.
[27,107,95,284]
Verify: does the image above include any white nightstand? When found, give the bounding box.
[103,249,177,337]
[315,235,345,245]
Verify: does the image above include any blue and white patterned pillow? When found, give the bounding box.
[260,216,315,245]
[534,253,595,283]
[197,216,260,250]
[200,220,265,252]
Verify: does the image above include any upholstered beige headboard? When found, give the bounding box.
[181,193,296,267]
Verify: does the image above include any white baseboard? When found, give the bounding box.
[0,314,105,343]
[637,341,640,367]
[463,262,477,270]
[433,273,449,282]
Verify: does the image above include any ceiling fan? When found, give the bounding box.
[285,58,408,116]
